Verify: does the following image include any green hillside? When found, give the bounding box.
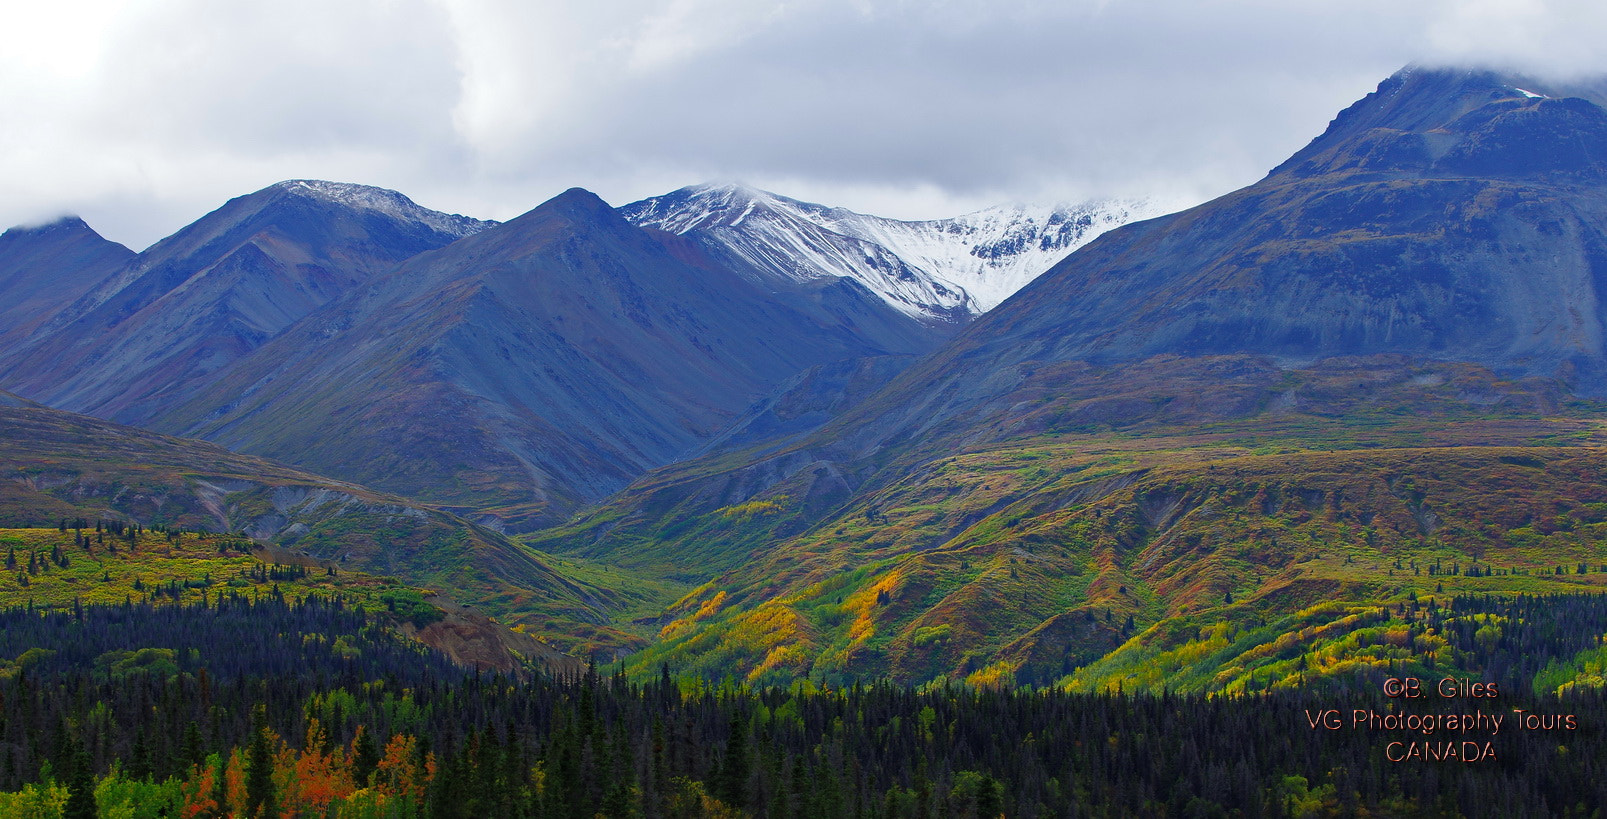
[0,524,418,614]
[549,401,1607,689]
[0,403,646,658]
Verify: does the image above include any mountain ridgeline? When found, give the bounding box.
[622,183,1158,319]
[136,188,946,528]
[2,180,1100,530]
[0,181,493,426]
[559,66,1607,526]
[532,67,1607,686]
[12,66,1607,691]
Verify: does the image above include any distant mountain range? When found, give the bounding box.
[140,188,944,528]
[0,181,493,424]
[0,178,1133,530]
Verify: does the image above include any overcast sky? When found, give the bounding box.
[4,0,1605,250]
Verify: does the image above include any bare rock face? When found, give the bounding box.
[408,597,583,675]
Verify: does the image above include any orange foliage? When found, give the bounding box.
[277,718,356,815]
[375,733,429,805]
[178,759,222,818]
[169,728,438,818]
[224,747,248,817]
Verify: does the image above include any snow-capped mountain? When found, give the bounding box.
[622,183,1164,320]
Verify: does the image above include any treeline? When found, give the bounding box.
[1,596,1606,816]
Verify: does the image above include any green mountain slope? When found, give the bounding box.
[615,414,1607,687]
[0,401,633,653]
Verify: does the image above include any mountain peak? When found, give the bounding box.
[2,214,97,240]
[546,186,617,213]
[1271,65,1607,181]
[621,183,780,234]
[493,188,628,237]
[270,179,494,238]
[688,182,774,206]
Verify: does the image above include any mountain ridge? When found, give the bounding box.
[0,180,494,424]
[0,398,622,647]
[0,215,134,345]
[622,183,1161,320]
[142,186,944,530]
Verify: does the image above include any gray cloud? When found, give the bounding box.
[1,0,1601,249]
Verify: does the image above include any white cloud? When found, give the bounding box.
[1423,0,1607,77]
[0,0,1602,248]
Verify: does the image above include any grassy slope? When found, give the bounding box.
[0,525,585,674]
[596,402,1607,689]
[0,404,649,656]
[0,526,416,612]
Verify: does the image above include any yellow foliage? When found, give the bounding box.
[660,590,729,640]
[965,660,1019,688]
[696,591,728,619]
[844,570,900,647]
[727,604,806,651]
[718,497,787,519]
[749,643,813,682]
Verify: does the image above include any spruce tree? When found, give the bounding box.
[63,742,96,819]
[351,726,380,788]
[717,712,750,809]
[245,706,276,818]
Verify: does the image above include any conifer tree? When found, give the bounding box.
[245,706,276,818]
[717,712,750,810]
[58,729,96,819]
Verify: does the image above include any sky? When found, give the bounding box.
[4,0,1606,250]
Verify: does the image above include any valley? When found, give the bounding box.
[5,61,1607,817]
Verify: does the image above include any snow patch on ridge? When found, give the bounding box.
[277,180,495,238]
[624,183,1164,319]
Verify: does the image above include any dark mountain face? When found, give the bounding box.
[657,67,1607,480]
[146,188,946,529]
[0,181,490,423]
[892,67,1607,432]
[543,66,1607,609]
[0,216,133,344]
